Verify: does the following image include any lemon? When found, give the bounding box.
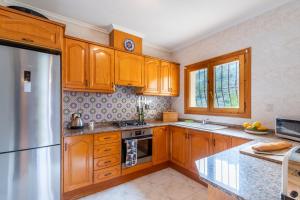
[257,126,268,131]
[252,121,262,128]
[243,122,251,128]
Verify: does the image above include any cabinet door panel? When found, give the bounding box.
[170,127,187,167]
[231,137,250,147]
[170,64,179,96]
[153,126,169,165]
[144,58,160,94]
[160,61,171,95]
[188,130,212,173]
[115,51,144,87]
[63,38,88,89]
[213,134,231,154]
[63,135,93,192]
[89,45,114,91]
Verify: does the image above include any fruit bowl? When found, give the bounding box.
[243,121,270,135]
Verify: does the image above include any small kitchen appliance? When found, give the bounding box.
[69,113,84,129]
[282,146,300,199]
[276,118,300,142]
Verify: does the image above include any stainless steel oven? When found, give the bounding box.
[276,117,300,141]
[121,128,152,168]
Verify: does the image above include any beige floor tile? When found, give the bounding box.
[80,168,207,200]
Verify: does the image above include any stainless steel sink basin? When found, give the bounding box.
[173,122,227,131]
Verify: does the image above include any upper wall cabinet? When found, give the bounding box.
[143,57,161,95]
[63,37,115,92]
[64,38,88,89]
[0,7,64,50]
[89,45,115,91]
[115,50,144,87]
[160,61,171,95]
[170,63,180,96]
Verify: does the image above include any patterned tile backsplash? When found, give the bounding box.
[63,86,172,127]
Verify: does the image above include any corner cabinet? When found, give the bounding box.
[170,126,187,167]
[115,50,144,87]
[170,63,180,96]
[63,38,88,89]
[63,135,93,193]
[89,45,115,92]
[153,126,169,165]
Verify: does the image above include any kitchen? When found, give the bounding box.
[0,0,299,200]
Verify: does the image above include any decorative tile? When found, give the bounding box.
[63,86,171,126]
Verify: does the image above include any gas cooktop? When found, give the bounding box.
[112,120,147,128]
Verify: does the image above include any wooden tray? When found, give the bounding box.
[240,143,291,164]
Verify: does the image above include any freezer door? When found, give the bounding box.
[0,145,60,200]
[0,45,61,152]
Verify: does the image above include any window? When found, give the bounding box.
[184,48,251,118]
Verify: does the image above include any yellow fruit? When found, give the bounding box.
[243,122,251,128]
[257,126,268,131]
[246,125,252,129]
[252,121,262,128]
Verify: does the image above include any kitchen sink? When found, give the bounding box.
[173,122,227,131]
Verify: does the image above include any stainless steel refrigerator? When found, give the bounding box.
[0,43,61,200]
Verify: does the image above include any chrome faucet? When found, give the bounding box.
[202,119,209,125]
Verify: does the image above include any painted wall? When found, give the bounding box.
[63,86,171,127]
[171,0,300,128]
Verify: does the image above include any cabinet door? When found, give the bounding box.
[63,38,88,89]
[170,63,180,96]
[188,130,212,173]
[213,134,231,154]
[153,126,169,165]
[63,135,93,192]
[231,137,250,147]
[115,51,144,87]
[170,126,187,167]
[89,45,115,91]
[0,9,63,50]
[160,61,171,95]
[143,58,160,95]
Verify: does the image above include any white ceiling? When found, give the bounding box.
[11,0,292,51]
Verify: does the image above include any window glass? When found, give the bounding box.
[214,61,239,108]
[189,68,208,108]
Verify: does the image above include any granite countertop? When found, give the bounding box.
[64,121,298,200]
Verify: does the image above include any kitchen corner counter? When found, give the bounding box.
[196,140,283,200]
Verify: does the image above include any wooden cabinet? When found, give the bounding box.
[153,126,169,165]
[143,58,161,95]
[170,126,187,167]
[89,44,115,92]
[64,38,88,89]
[0,8,64,50]
[63,37,115,92]
[115,50,144,87]
[160,61,171,95]
[63,135,93,192]
[213,134,232,154]
[170,64,180,96]
[94,165,121,184]
[231,137,250,147]
[187,130,212,173]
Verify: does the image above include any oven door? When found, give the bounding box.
[122,136,152,168]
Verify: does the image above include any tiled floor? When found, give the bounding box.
[81,168,208,200]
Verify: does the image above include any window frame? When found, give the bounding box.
[184,48,251,118]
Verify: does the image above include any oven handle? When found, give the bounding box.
[123,137,152,142]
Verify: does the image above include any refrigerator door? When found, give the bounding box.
[0,145,60,200]
[0,44,61,153]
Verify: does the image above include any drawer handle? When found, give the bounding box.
[104,148,111,152]
[104,172,112,177]
[104,137,111,140]
[22,38,34,43]
[104,161,111,164]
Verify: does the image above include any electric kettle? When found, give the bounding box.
[282,146,300,199]
[69,113,84,129]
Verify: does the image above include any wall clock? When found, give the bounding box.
[124,39,135,52]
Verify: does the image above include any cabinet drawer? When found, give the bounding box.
[94,132,121,145]
[94,154,120,170]
[94,165,121,183]
[94,143,120,158]
[0,9,63,50]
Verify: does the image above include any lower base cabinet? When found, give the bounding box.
[170,126,187,167]
[63,135,94,192]
[152,126,170,165]
[94,165,121,183]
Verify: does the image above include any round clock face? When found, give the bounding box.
[124,39,135,52]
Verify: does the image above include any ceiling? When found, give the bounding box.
[11,0,292,51]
